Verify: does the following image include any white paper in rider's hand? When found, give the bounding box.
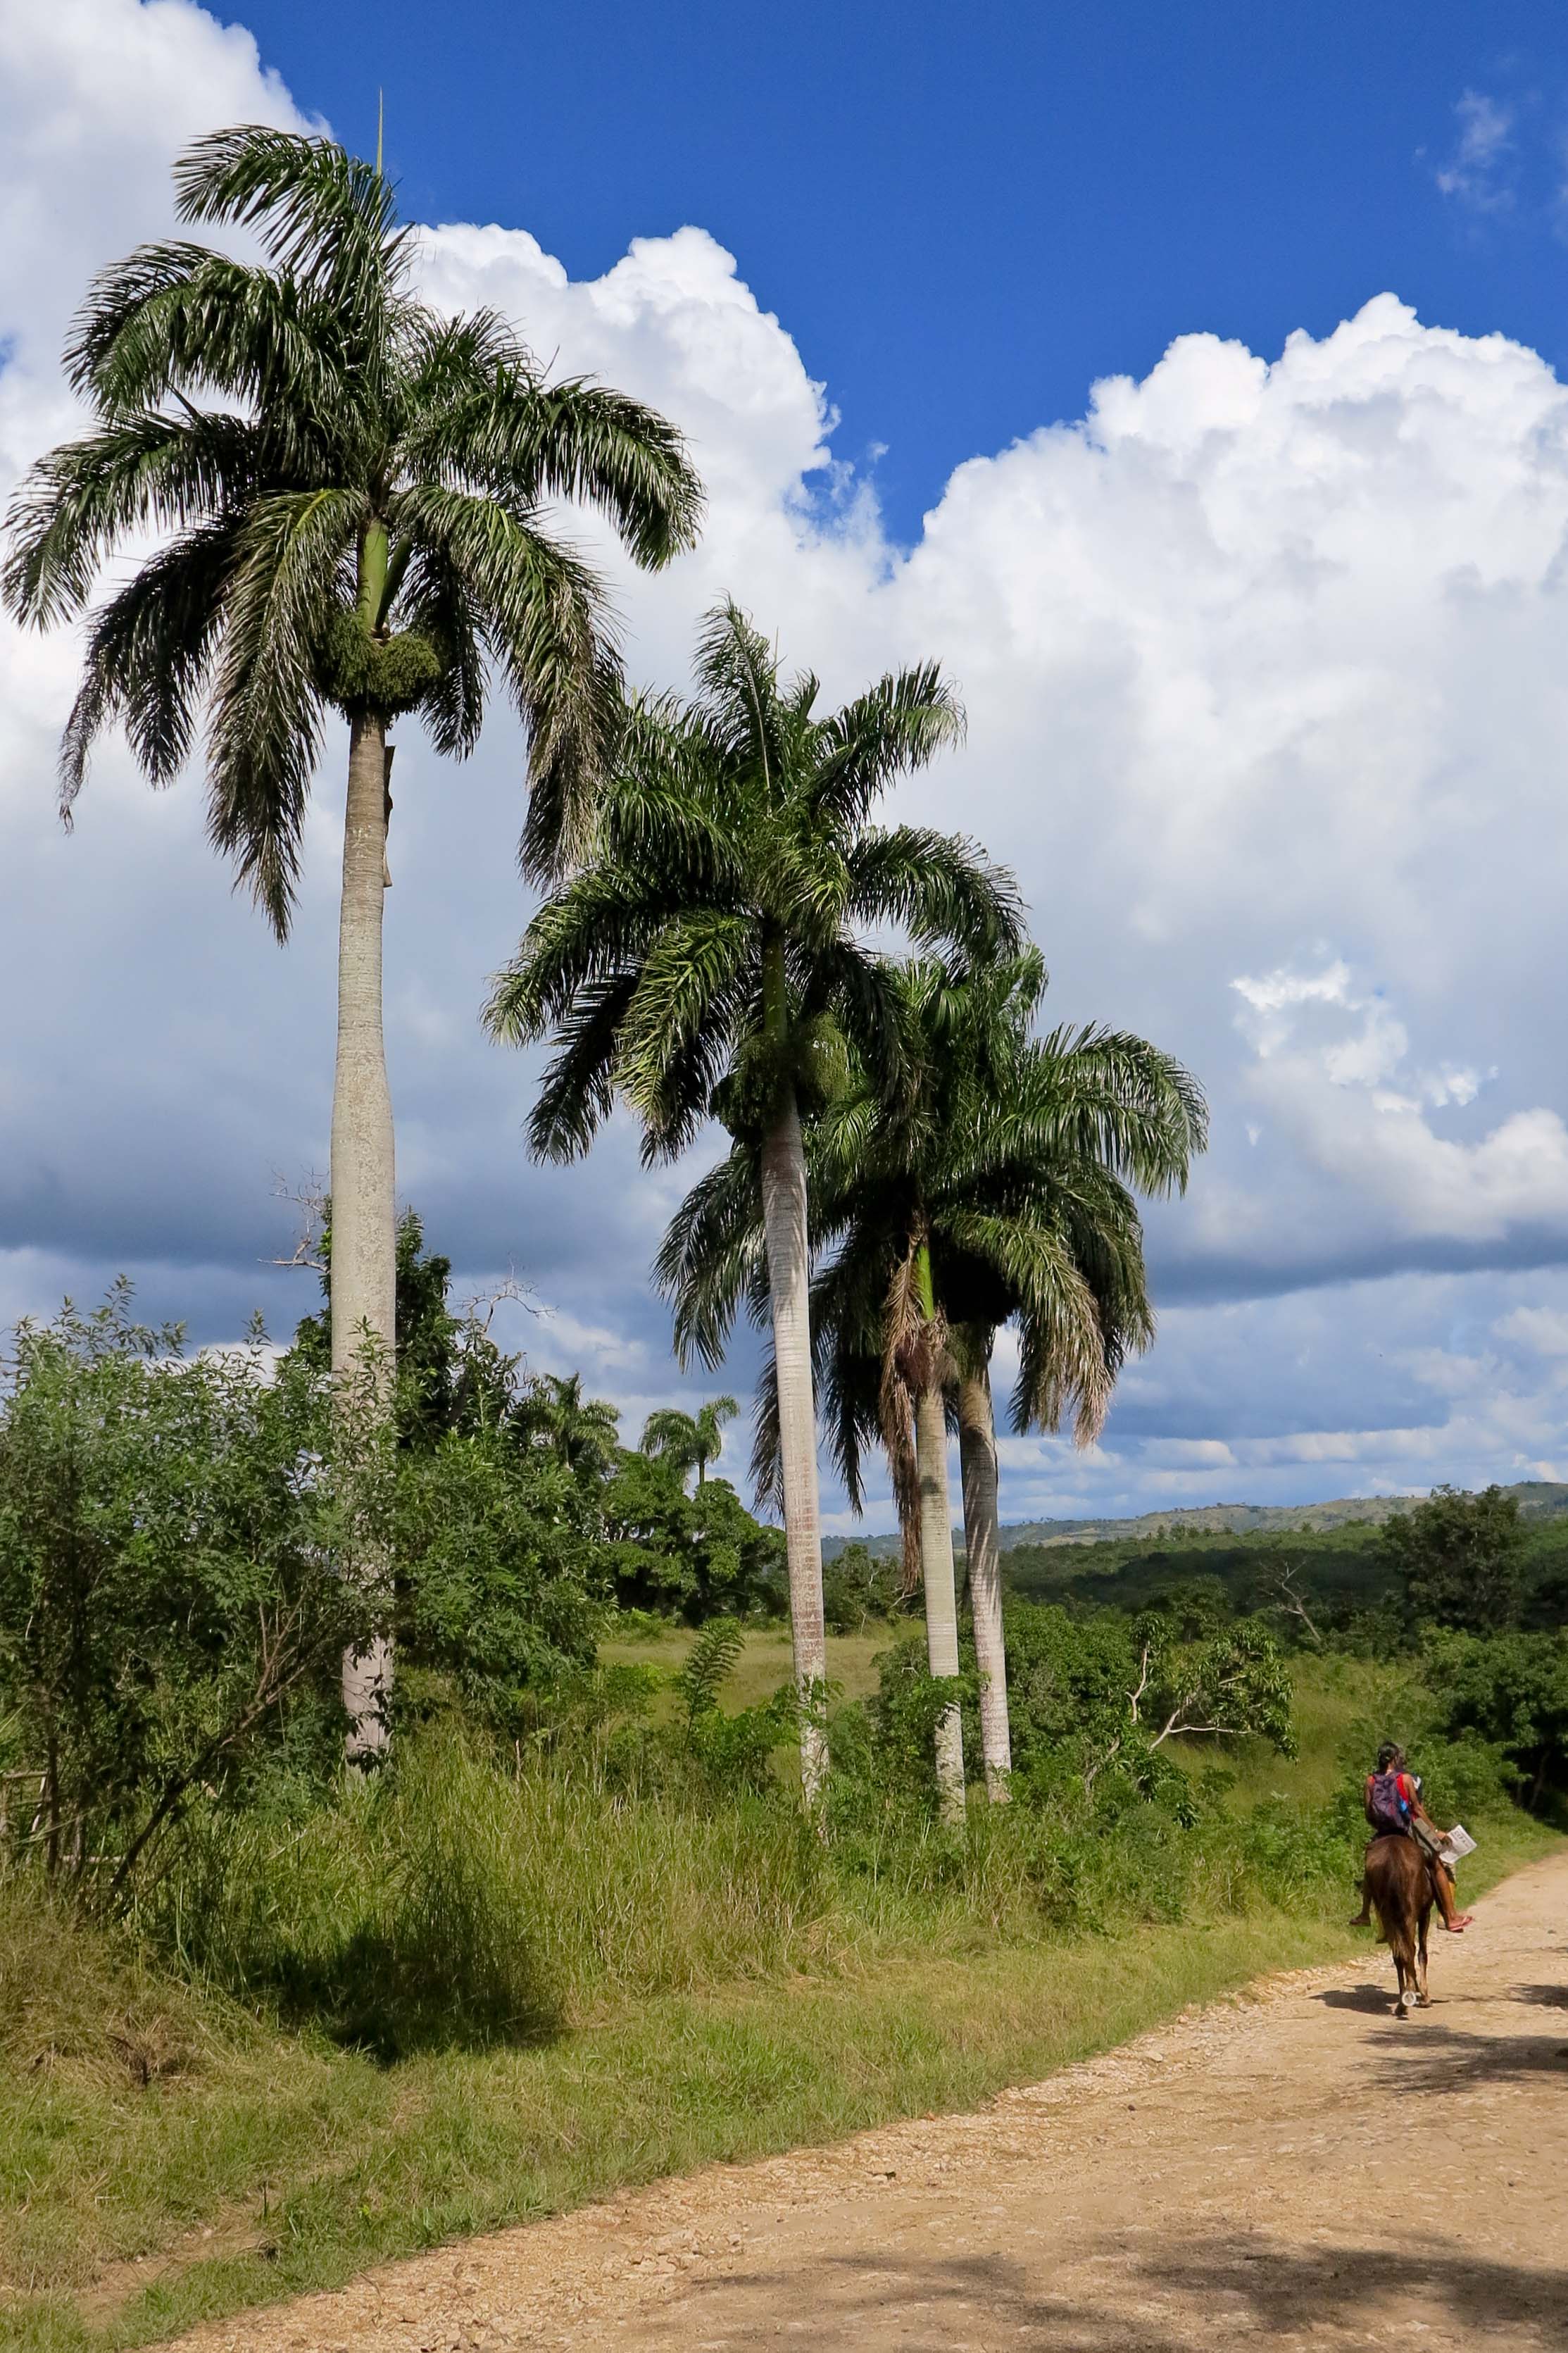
[1442,1824,1477,1862]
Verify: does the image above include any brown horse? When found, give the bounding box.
[1364,1833,1434,2017]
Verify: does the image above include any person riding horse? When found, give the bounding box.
[1349,1741,1474,1935]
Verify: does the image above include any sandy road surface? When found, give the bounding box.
[175,1851,1568,2352]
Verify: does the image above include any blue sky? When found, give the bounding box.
[241,0,1568,541]
[6,0,1568,1528]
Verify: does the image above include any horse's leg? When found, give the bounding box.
[1392,1927,1414,2017]
[1417,1904,1431,2005]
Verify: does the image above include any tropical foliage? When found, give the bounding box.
[669,947,1205,1813]
[641,1393,739,1487]
[487,597,1021,1797]
[1,120,701,1753]
[1381,1483,1525,1633]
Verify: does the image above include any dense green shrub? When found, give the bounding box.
[822,1540,907,1631]
[1424,1628,1568,1809]
[1381,1483,1525,1632]
[0,1290,369,1893]
[394,1426,603,1736]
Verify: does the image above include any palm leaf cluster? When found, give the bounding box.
[676,951,1203,1533]
[486,599,1017,1159]
[815,955,1205,1518]
[3,123,702,932]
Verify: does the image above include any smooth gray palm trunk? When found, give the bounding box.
[333,709,396,1761]
[760,1094,828,1803]
[914,1381,965,1825]
[958,1359,1011,1800]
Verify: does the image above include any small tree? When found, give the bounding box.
[394,1427,603,1738]
[0,1289,373,1896]
[597,1449,785,1620]
[1382,1485,1524,1633]
[989,1603,1292,1804]
[288,1204,520,1448]
[640,1394,739,1489]
[1429,1629,1568,1810]
[822,1540,905,1632]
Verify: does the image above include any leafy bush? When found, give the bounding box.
[394,1425,603,1736]
[1381,1483,1524,1632]
[1424,1628,1568,1809]
[822,1541,906,1631]
[0,1289,369,1895]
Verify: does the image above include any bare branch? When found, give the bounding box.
[265,1169,328,1271]
[1272,1556,1322,1646]
[456,1266,541,1334]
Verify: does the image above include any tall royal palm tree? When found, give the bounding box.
[737,950,1205,1811]
[937,994,1206,1797]
[487,599,1020,1802]
[641,1394,739,1488]
[1,125,701,1754]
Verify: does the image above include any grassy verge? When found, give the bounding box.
[1,1644,1557,2353]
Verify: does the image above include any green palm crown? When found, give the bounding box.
[485,596,1023,1166]
[1,124,704,932]
[686,948,1208,1512]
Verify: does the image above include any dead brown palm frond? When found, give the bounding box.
[877,1233,948,1592]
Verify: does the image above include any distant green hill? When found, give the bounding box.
[824,1480,1568,1561]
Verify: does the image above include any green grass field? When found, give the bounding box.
[599,1619,886,1709]
[1,1638,1555,2353]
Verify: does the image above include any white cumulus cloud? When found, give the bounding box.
[4,1,1568,1516]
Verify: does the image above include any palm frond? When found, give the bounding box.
[3,412,263,628]
[526,971,642,1162]
[691,599,789,787]
[942,1204,1112,1445]
[174,124,412,307]
[615,912,754,1121]
[396,543,485,756]
[484,865,676,1045]
[59,517,239,806]
[808,662,965,828]
[846,825,1027,960]
[205,486,359,935]
[64,246,350,439]
[1020,1026,1210,1192]
[396,481,619,875]
[420,370,703,567]
[749,1342,785,1516]
[655,1143,766,1368]
[397,306,532,420]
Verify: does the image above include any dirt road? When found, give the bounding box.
[176,1851,1568,2351]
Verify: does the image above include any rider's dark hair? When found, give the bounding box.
[1376,1742,1405,1772]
